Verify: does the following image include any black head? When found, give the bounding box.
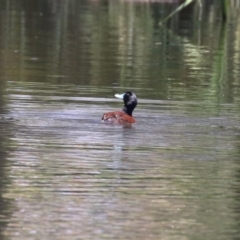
[115,91,137,116]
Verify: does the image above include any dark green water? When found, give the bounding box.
[0,1,240,239]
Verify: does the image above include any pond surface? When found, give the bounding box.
[0,1,240,239]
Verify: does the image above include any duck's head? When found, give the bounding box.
[115,91,137,116]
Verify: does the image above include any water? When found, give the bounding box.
[1,0,240,239]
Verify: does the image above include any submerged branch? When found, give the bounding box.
[159,0,196,25]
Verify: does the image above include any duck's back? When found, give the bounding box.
[102,111,135,124]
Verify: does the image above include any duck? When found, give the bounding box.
[102,91,137,124]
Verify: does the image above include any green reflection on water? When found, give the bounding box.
[0,1,239,104]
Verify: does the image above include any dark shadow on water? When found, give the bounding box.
[0,124,15,238]
[0,67,16,238]
[232,135,240,240]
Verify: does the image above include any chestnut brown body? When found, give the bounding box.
[102,111,135,124]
